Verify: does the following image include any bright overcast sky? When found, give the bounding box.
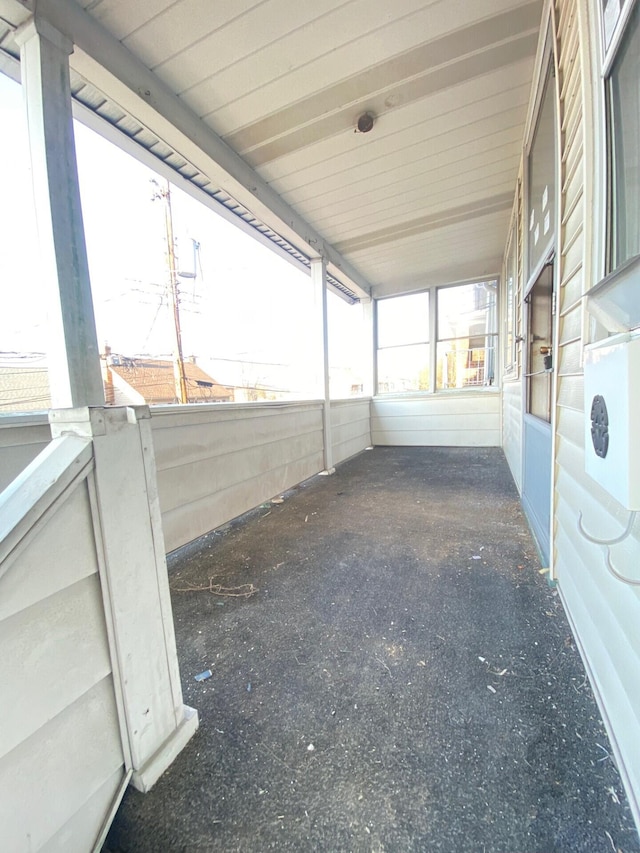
[0,70,368,394]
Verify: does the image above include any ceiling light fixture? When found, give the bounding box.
[356,112,375,133]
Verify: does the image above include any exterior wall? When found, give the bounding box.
[371,392,501,447]
[151,402,325,552]
[0,413,51,492]
[551,0,640,824]
[501,169,524,492]
[330,398,371,466]
[0,437,127,852]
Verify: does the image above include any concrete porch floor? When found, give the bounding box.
[106,447,639,852]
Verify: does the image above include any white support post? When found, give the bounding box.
[362,298,375,397]
[15,17,104,409]
[311,258,334,474]
[49,406,198,793]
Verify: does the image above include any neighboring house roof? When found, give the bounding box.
[0,357,233,411]
[0,366,51,411]
[105,357,234,405]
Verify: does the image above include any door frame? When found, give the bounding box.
[520,2,561,569]
[522,253,556,564]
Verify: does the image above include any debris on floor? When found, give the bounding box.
[108,447,640,853]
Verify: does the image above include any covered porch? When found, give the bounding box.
[106,446,637,852]
[1,0,640,850]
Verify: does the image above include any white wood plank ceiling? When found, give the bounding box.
[0,0,542,298]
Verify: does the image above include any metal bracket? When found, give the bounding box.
[577,511,640,585]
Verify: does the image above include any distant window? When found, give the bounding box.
[328,291,369,398]
[376,292,429,393]
[605,1,639,270]
[436,283,497,390]
[375,282,498,395]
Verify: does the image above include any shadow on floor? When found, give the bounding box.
[106,447,639,852]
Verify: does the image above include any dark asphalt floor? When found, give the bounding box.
[106,447,639,853]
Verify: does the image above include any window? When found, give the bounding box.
[75,124,319,404]
[376,292,429,393]
[527,62,556,279]
[0,64,322,410]
[0,74,44,357]
[605,0,639,270]
[602,0,634,53]
[375,282,497,395]
[436,283,497,390]
[327,291,369,398]
[526,263,554,423]
[503,224,517,374]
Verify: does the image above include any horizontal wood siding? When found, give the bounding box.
[502,380,523,491]
[151,402,325,551]
[330,399,371,466]
[552,0,640,825]
[501,164,524,492]
[0,414,51,493]
[371,393,501,447]
[0,444,126,851]
[43,767,126,852]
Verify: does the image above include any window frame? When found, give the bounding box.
[584,0,640,334]
[521,11,557,297]
[600,0,639,274]
[524,52,556,290]
[375,279,499,396]
[600,0,636,75]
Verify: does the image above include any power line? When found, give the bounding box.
[140,296,168,352]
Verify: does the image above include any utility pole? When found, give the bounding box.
[153,179,188,403]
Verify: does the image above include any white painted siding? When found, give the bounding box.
[0,436,127,852]
[371,392,501,447]
[0,401,369,557]
[501,166,524,492]
[330,398,371,466]
[0,413,51,492]
[552,0,640,825]
[151,402,325,552]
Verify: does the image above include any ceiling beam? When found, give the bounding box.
[17,0,372,299]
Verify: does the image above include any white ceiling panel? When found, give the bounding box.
[290,131,523,220]
[184,0,438,126]
[357,213,510,295]
[258,60,532,184]
[78,0,178,41]
[121,0,266,71]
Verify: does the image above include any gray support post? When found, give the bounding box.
[16,17,104,408]
[311,258,334,474]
